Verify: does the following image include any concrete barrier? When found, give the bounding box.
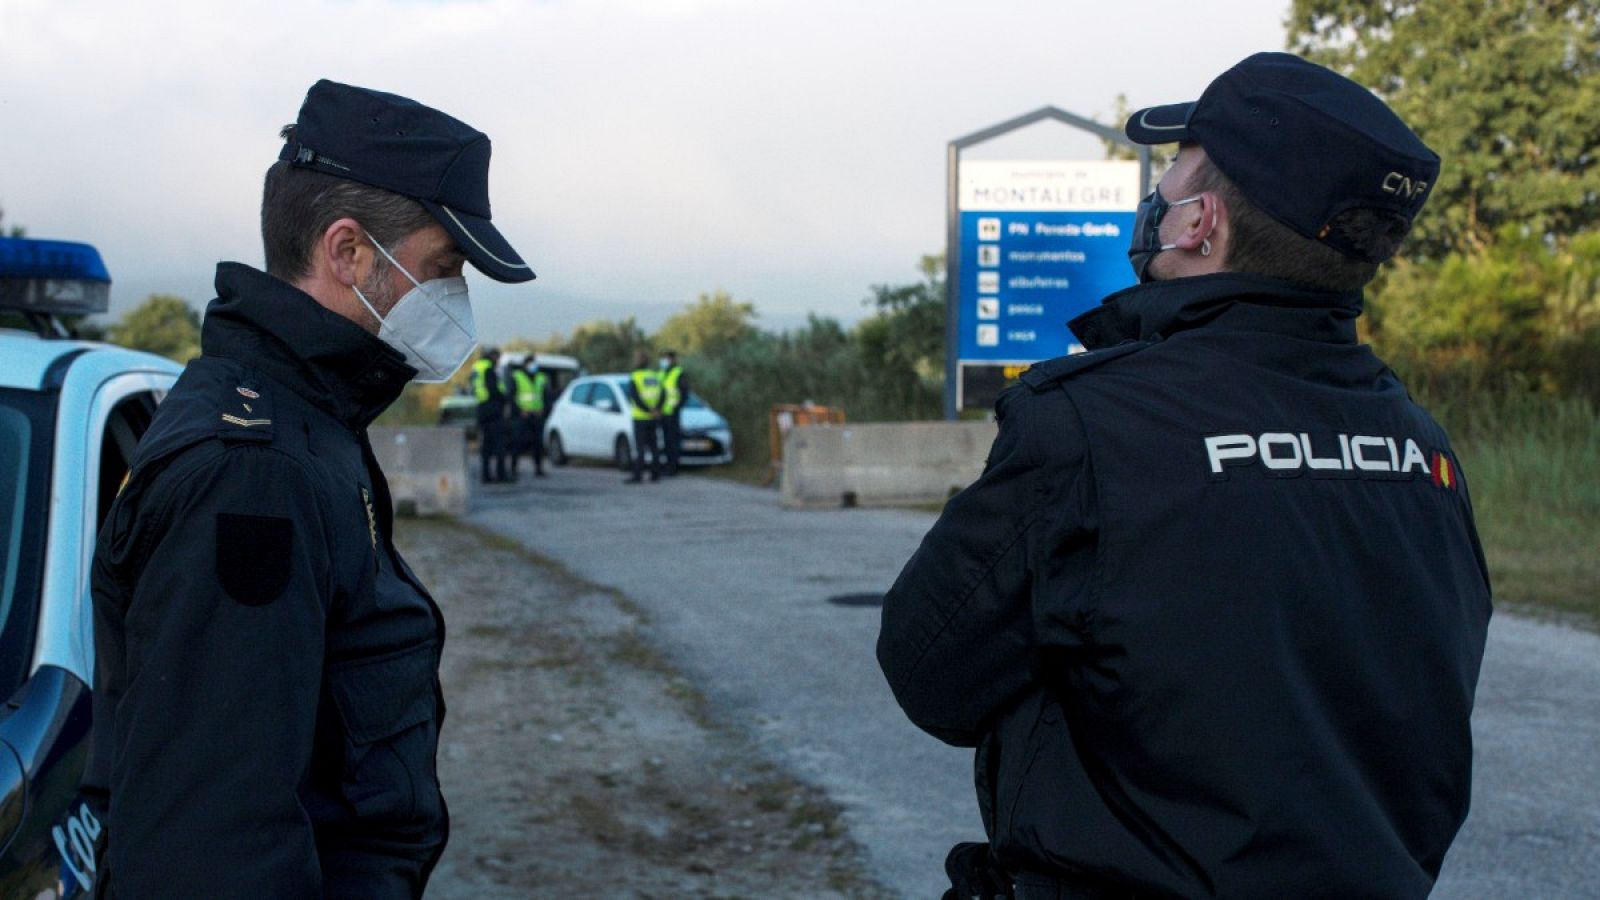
[369,426,470,517]
[780,421,996,509]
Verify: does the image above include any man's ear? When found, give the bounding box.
[1171,192,1223,254]
[318,217,369,288]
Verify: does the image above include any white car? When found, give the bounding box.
[0,236,183,896]
[543,373,734,469]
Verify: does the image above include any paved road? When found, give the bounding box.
[468,466,1599,898]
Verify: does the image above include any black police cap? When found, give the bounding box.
[280,79,535,283]
[1125,52,1440,262]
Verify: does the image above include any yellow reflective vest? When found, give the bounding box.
[630,369,663,420]
[471,358,497,403]
[511,368,548,413]
[662,365,684,416]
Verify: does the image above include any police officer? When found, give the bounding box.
[472,346,512,483]
[86,79,535,898]
[509,357,551,477]
[877,53,1491,898]
[625,351,665,483]
[659,349,688,475]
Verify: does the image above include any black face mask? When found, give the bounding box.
[1127,187,1202,283]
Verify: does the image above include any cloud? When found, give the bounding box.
[0,0,1288,342]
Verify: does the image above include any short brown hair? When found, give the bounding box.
[260,126,435,282]
[1189,154,1410,292]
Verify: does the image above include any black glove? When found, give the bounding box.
[941,841,1014,900]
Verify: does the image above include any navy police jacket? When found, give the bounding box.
[86,263,447,898]
[878,273,1492,898]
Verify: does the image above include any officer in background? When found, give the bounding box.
[509,356,551,478]
[659,349,688,476]
[472,346,511,483]
[878,53,1491,898]
[87,80,535,898]
[625,351,664,483]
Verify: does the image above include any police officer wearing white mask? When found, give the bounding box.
[86,80,534,898]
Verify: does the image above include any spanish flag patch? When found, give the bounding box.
[1431,451,1457,490]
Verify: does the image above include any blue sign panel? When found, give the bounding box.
[955,160,1140,366]
[956,209,1135,361]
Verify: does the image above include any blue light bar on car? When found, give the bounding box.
[0,237,112,316]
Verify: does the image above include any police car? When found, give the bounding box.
[0,237,182,897]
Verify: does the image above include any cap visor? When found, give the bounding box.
[424,201,536,284]
[1125,102,1196,144]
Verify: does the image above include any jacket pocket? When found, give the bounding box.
[328,642,439,823]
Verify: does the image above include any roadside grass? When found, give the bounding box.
[1433,393,1600,631]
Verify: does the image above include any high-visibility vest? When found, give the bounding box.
[662,365,683,415]
[630,369,663,420]
[471,359,497,403]
[511,368,537,412]
[532,370,550,413]
[510,368,550,414]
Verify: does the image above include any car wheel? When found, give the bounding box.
[614,434,632,471]
[548,431,569,466]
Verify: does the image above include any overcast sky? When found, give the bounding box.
[0,0,1289,343]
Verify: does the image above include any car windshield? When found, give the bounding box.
[683,393,707,409]
[0,388,51,697]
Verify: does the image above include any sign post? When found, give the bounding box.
[944,108,1152,418]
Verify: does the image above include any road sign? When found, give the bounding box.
[956,160,1138,363]
[943,107,1151,417]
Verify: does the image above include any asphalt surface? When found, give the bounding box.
[468,465,1599,898]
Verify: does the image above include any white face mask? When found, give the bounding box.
[659,357,671,369]
[352,231,478,383]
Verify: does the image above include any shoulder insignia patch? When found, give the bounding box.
[1019,340,1152,392]
[217,379,274,443]
[216,513,293,606]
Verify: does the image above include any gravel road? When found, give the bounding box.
[462,465,1599,898]
[397,518,890,898]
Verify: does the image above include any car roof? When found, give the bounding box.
[0,332,105,390]
[0,331,181,390]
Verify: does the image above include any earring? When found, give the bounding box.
[1200,239,1212,258]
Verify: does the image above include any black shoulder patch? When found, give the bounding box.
[217,513,293,606]
[1019,341,1152,393]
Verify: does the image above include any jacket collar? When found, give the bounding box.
[1069,272,1364,350]
[200,262,416,429]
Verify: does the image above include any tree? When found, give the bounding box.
[106,294,201,362]
[858,254,946,381]
[1367,228,1600,398]
[654,289,759,357]
[1289,0,1600,258]
[852,254,945,419]
[557,317,652,373]
[1099,93,1175,165]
